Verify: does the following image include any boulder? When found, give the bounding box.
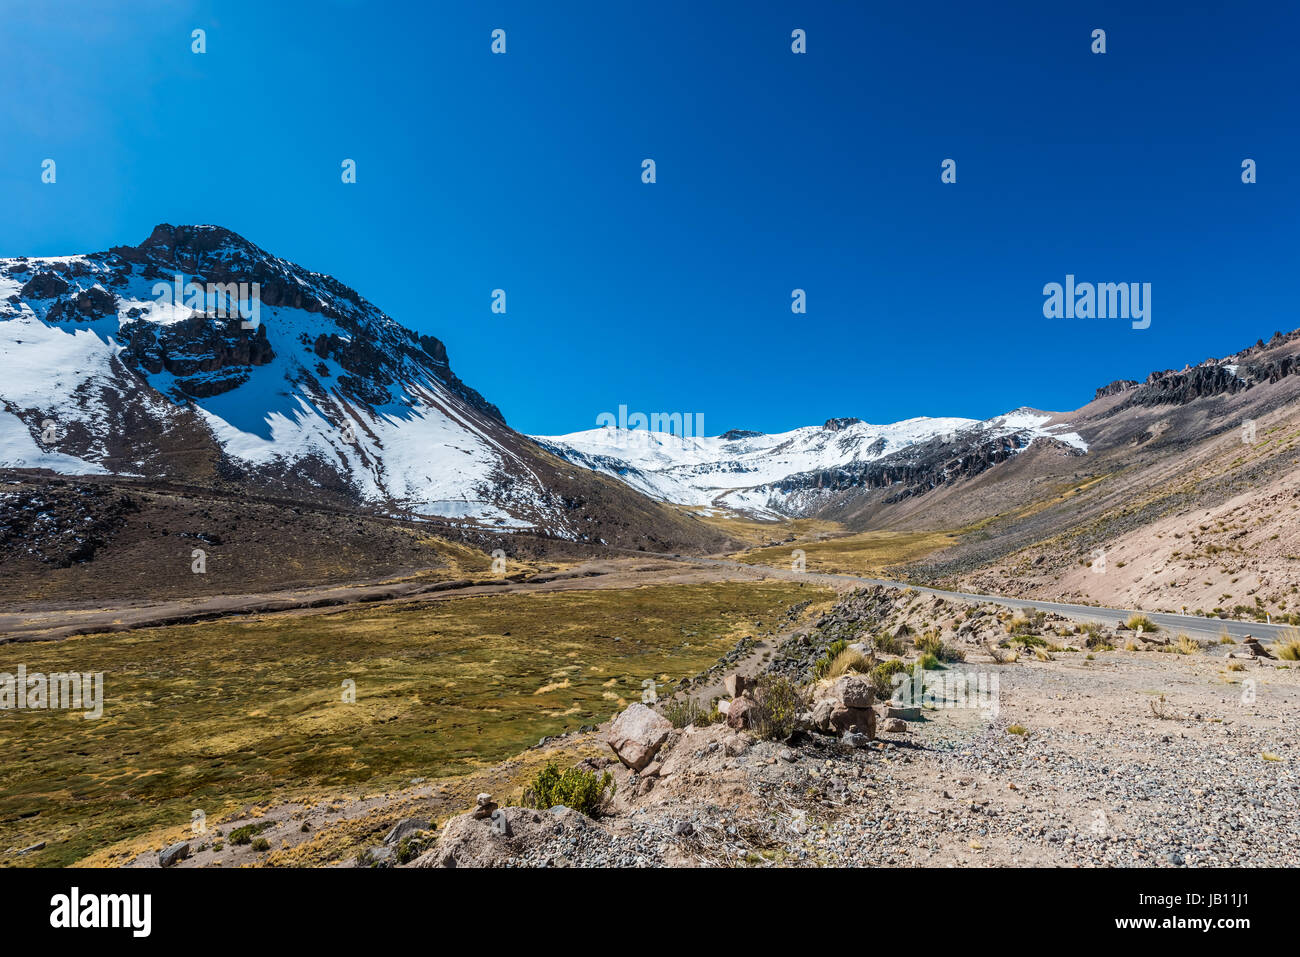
[723,733,751,756]
[808,698,834,730]
[360,846,395,867]
[726,697,755,730]
[724,674,753,698]
[471,793,497,820]
[384,818,432,845]
[835,675,874,709]
[829,703,875,737]
[880,717,908,733]
[158,841,190,868]
[607,703,673,771]
[884,705,922,721]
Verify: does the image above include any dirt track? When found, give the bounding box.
[0,558,779,644]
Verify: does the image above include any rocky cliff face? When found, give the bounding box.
[1099,330,1300,414]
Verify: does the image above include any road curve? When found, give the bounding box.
[661,553,1292,645]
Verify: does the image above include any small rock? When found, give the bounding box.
[472,793,498,820]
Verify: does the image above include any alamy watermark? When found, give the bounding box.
[891,664,999,719]
[151,274,261,330]
[1,665,103,719]
[596,404,705,450]
[1043,275,1150,330]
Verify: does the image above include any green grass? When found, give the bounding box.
[0,579,828,867]
[733,529,959,577]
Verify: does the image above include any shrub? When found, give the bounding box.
[522,762,615,817]
[750,674,808,741]
[394,837,426,865]
[250,837,270,852]
[873,631,904,656]
[869,659,910,700]
[1009,634,1047,649]
[1169,634,1201,655]
[1127,614,1159,633]
[229,821,271,846]
[1006,724,1028,736]
[916,652,943,670]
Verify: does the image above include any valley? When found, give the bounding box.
[4,224,1300,871]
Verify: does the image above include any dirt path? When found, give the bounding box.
[0,557,782,644]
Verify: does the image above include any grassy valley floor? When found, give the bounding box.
[0,579,830,866]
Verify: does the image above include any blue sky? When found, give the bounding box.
[3,0,1297,435]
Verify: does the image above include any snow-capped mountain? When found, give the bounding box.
[535,412,1087,518]
[0,224,724,549]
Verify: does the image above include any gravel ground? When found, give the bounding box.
[448,648,1300,868]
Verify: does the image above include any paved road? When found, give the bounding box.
[661,554,1291,644]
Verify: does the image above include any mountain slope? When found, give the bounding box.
[0,224,727,552]
[535,410,1087,518]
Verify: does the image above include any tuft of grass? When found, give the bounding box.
[660,697,712,729]
[1275,630,1300,661]
[915,632,965,663]
[813,639,850,678]
[824,646,872,680]
[1127,614,1159,633]
[1009,634,1047,649]
[1262,752,1282,762]
[1006,724,1028,736]
[915,652,943,670]
[1170,634,1202,655]
[1226,662,1245,672]
[873,631,905,656]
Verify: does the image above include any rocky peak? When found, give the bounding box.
[1093,379,1139,401]
[822,417,863,432]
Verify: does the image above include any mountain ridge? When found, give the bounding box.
[0,224,727,552]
